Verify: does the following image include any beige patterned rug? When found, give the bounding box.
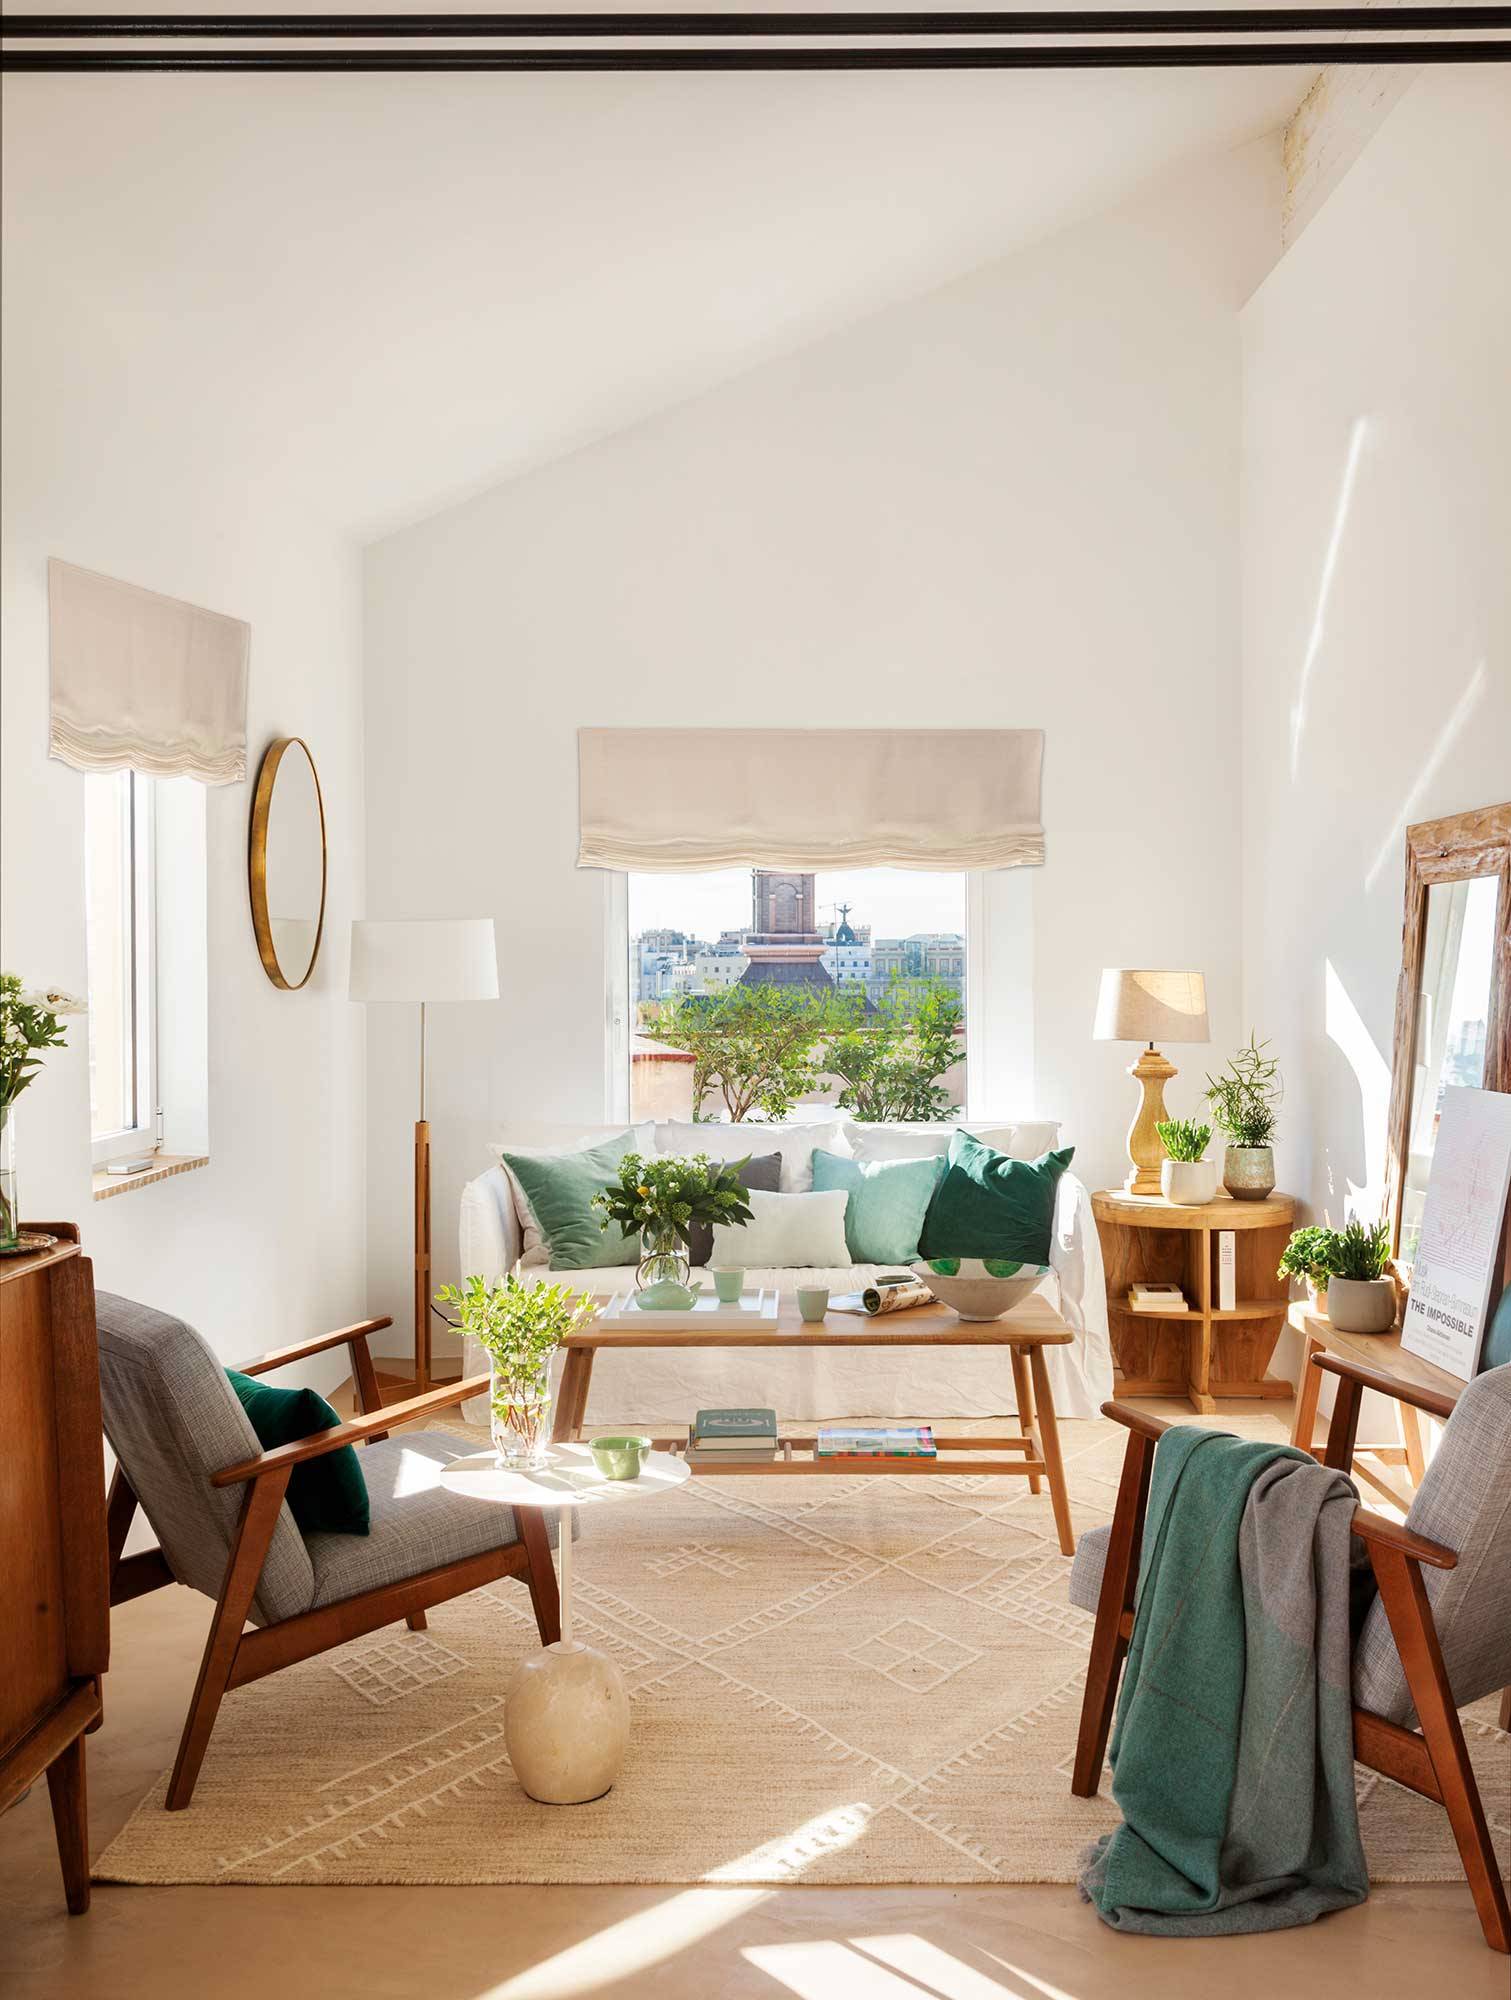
[95,1417,1509,1887]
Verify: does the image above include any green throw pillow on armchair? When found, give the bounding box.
[918,1133,1075,1266]
[226,1370,370,1537]
[1479,1283,1511,1373]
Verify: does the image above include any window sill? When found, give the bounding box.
[92,1154,209,1201]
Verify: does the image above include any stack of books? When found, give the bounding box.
[816,1424,937,1460]
[1127,1282,1189,1314]
[686,1407,779,1464]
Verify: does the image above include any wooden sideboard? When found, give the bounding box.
[0,1225,108,1914]
[1092,1188,1296,1413]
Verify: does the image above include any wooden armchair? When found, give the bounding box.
[1067,1357,1511,1953]
[97,1292,560,1811]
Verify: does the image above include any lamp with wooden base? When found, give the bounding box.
[1092,968,1210,1196]
[350,919,499,1397]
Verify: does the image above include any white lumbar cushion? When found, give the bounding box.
[710,1188,851,1270]
[843,1119,1061,1165]
[653,1118,849,1192]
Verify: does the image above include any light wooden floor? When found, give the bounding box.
[3,1396,1506,2000]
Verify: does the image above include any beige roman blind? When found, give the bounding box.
[577,727,1043,872]
[48,558,250,784]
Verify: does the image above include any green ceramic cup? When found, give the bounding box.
[712,1268,744,1303]
[589,1434,652,1481]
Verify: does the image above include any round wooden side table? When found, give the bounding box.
[1090,1189,1296,1413]
[440,1442,690,1803]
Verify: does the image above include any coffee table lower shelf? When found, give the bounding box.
[661,1435,1039,1477]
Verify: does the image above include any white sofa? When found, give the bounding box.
[458,1118,1112,1424]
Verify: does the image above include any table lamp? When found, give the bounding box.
[350,918,499,1393]
[1093,969,1209,1197]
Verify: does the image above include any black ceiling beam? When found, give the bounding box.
[5,39,1507,69]
[5,9,1509,34]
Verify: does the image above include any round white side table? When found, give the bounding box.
[439,1442,689,1804]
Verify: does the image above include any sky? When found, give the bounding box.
[628,868,966,944]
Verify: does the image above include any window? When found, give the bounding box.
[623,867,969,1125]
[84,770,158,1162]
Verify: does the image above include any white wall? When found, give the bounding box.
[364,141,1282,1343]
[1242,69,1511,1271]
[1,120,369,1373]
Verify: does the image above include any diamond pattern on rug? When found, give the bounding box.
[92,1414,1510,1894]
[329,1632,469,1707]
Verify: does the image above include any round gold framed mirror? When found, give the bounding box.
[249,736,327,990]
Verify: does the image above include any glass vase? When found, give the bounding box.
[489,1366,552,1470]
[0,1105,18,1253]
[637,1221,689,1293]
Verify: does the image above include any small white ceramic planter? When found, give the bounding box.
[1325,1275,1396,1334]
[1160,1158,1218,1206]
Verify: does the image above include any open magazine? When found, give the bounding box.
[830,1273,936,1316]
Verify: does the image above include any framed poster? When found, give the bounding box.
[1400,1086,1511,1380]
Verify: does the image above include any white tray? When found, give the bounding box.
[599,1287,781,1332]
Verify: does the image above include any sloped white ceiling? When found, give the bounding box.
[2,63,1313,541]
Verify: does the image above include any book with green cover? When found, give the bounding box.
[693,1407,777,1446]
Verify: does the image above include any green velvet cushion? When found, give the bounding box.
[811,1147,944,1264]
[1479,1284,1511,1373]
[226,1370,370,1537]
[918,1133,1075,1265]
[501,1133,640,1270]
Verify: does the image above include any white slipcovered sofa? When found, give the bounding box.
[458,1116,1112,1424]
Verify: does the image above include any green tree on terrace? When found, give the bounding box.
[641,984,839,1122]
[824,978,964,1123]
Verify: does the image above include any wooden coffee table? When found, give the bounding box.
[550,1294,1078,1555]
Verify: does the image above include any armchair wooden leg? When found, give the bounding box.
[1290,1336,1325,1457]
[45,1734,90,1915]
[167,1470,290,1812]
[519,1511,561,1647]
[406,1611,428,1631]
[1370,1543,1511,1953]
[1072,1428,1153,1797]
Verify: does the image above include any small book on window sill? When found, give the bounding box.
[1127,1283,1189,1313]
[104,1155,159,1177]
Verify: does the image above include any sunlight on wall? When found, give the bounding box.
[1289,415,1370,782]
[1324,957,1392,1216]
[484,1886,770,1998]
[1363,660,1487,893]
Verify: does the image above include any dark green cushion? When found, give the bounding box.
[226,1370,370,1537]
[1479,1284,1511,1373]
[918,1134,1075,1265]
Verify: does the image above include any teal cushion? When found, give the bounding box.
[811,1148,944,1264]
[1479,1284,1511,1373]
[501,1133,640,1270]
[918,1134,1075,1265]
[226,1370,369,1537]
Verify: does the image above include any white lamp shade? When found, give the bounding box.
[349,919,499,1003]
[1092,968,1209,1045]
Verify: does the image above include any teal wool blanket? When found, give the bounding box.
[1079,1428,1369,1935]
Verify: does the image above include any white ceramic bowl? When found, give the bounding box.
[912,1258,1050,1323]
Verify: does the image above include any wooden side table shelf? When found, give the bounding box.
[1287,1302,1462,1510]
[1091,1188,1296,1413]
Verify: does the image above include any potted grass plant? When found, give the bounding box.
[1205,1033,1281,1201]
[1154,1118,1217,1206]
[435,1272,595,1468]
[1322,1217,1396,1334]
[1277,1223,1334,1314]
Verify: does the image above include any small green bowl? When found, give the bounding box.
[589,1433,652,1481]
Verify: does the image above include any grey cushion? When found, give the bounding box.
[95,1292,315,1627]
[1353,1362,1511,1725]
[306,1430,546,1609]
[1068,1522,1111,1614]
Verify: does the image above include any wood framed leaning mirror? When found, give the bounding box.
[1384,802,1511,1284]
[249,736,328,990]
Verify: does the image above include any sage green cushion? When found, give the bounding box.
[918,1133,1075,1265]
[500,1134,640,1270]
[226,1370,369,1538]
[811,1147,944,1264]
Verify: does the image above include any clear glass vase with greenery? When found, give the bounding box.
[593,1152,755,1297]
[435,1273,595,1469]
[0,974,87,1251]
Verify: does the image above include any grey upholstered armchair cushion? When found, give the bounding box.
[95,1292,316,1627]
[1354,1362,1511,1726]
[1068,1522,1111,1614]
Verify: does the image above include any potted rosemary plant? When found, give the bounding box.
[435,1273,595,1468]
[593,1151,755,1309]
[1205,1033,1281,1201]
[1154,1118,1216,1206]
[1322,1217,1396,1334]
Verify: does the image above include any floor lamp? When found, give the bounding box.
[350,918,500,1395]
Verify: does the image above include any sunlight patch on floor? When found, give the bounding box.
[483,1886,770,1998]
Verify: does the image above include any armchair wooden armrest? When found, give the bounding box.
[211,1373,489,1487]
[235,1316,393,1380]
[1351,1505,1457,1572]
[1310,1350,1458,1422]
[1101,1400,1172,1442]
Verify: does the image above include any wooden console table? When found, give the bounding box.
[0,1225,108,1915]
[1092,1188,1295,1413]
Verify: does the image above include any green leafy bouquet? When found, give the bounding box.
[435,1272,595,1461]
[592,1152,756,1252]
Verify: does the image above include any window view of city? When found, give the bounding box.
[628,867,968,1124]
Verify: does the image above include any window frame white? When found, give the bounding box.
[87,769,160,1166]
